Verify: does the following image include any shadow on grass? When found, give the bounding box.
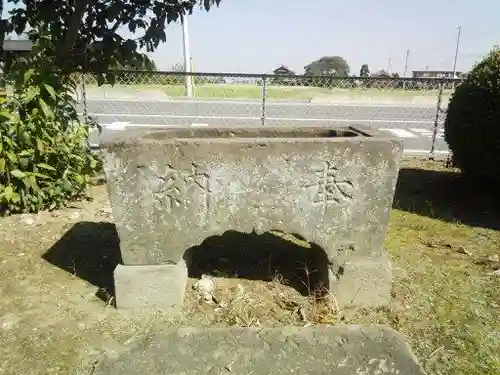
[184,230,330,297]
[393,167,500,230]
[42,222,122,300]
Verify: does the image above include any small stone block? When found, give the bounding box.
[114,263,188,310]
[330,253,392,308]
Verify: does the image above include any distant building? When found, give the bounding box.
[1,19,32,53]
[412,70,462,79]
[1,31,33,95]
[371,69,391,78]
[1,36,32,85]
[3,39,33,52]
[272,65,297,85]
[273,65,296,75]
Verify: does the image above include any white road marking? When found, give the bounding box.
[89,113,434,124]
[410,128,444,139]
[378,128,417,138]
[103,123,212,129]
[124,124,183,128]
[410,127,432,134]
[405,149,449,155]
[102,121,130,130]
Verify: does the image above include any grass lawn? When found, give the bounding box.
[0,159,498,374]
[166,84,329,100]
[85,83,452,101]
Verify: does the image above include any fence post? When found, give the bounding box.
[430,81,444,159]
[80,72,89,124]
[261,76,267,126]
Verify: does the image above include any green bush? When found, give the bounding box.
[444,48,500,182]
[0,60,101,216]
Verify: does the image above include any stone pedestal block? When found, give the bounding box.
[113,263,188,310]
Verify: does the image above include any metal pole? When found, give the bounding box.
[452,26,462,78]
[403,49,410,77]
[403,49,410,90]
[81,73,88,123]
[181,14,193,97]
[430,81,444,159]
[261,76,267,126]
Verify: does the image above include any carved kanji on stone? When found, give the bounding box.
[152,164,183,211]
[304,161,355,211]
[184,163,211,211]
[147,163,211,213]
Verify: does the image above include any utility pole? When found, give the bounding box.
[452,25,462,78]
[403,49,410,77]
[181,14,193,97]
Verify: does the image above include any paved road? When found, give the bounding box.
[83,98,449,155]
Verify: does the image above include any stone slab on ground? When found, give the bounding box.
[91,325,426,375]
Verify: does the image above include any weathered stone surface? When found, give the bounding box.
[91,325,426,375]
[103,126,402,308]
[114,263,187,310]
[103,127,402,264]
[331,253,393,308]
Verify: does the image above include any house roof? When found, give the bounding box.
[372,69,391,77]
[273,65,295,74]
[3,39,33,51]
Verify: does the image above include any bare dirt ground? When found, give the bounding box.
[1,159,499,375]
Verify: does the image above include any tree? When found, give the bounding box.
[0,0,223,215]
[444,48,500,183]
[0,30,101,215]
[391,72,400,78]
[3,0,222,78]
[359,64,370,77]
[304,56,350,77]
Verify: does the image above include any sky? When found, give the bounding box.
[3,0,500,75]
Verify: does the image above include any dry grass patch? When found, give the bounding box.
[184,275,341,327]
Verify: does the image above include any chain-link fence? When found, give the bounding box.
[74,71,463,157]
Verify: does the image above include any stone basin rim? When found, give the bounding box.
[100,125,402,149]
